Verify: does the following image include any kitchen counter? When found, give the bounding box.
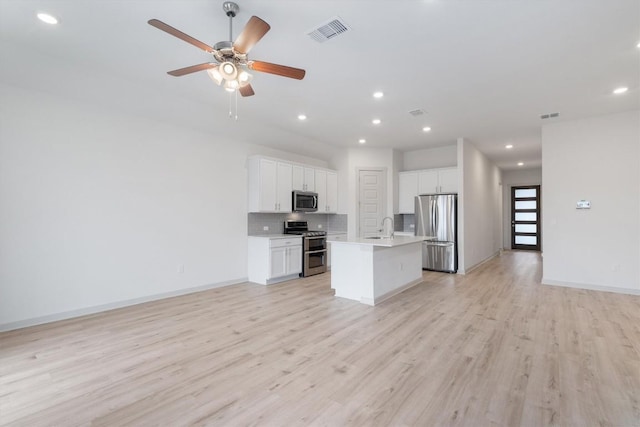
[330,235,426,247]
[330,236,427,306]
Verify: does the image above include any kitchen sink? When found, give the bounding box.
[365,236,385,239]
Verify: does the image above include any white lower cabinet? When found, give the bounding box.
[327,233,347,269]
[248,236,302,285]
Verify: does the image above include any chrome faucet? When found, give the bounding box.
[380,216,394,239]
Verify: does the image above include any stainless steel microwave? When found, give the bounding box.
[292,190,318,212]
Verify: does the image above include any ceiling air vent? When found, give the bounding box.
[307,17,350,43]
[540,112,560,119]
[408,109,426,117]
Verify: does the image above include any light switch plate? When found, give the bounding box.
[576,200,591,209]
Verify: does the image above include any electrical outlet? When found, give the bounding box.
[263,226,269,231]
[318,224,323,229]
[399,263,404,271]
[409,224,415,229]
[178,264,185,274]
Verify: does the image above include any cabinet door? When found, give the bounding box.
[269,246,287,278]
[276,162,292,212]
[418,170,439,194]
[304,168,316,192]
[315,169,327,212]
[292,165,304,191]
[326,172,338,213]
[259,158,278,211]
[286,245,302,275]
[438,168,458,193]
[398,172,418,214]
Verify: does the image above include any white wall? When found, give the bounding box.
[542,110,640,294]
[0,83,335,330]
[501,168,542,249]
[402,145,457,171]
[458,138,502,273]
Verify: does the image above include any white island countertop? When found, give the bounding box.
[332,235,430,247]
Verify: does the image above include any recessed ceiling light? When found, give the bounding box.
[517,162,524,166]
[297,114,307,120]
[505,144,513,149]
[373,91,384,98]
[613,87,628,95]
[37,13,58,25]
[637,41,640,48]
[372,119,381,125]
[358,139,366,144]
[422,127,431,132]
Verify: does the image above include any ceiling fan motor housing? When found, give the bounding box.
[223,2,239,17]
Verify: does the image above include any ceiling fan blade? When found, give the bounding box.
[233,16,271,54]
[239,84,255,97]
[167,63,217,77]
[249,61,306,80]
[148,19,214,53]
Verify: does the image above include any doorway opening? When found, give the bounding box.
[511,185,541,251]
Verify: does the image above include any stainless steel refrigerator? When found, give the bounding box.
[415,194,458,273]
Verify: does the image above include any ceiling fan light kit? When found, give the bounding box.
[148,1,305,102]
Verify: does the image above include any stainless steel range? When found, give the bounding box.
[284,220,327,277]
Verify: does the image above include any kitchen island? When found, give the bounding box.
[329,235,426,305]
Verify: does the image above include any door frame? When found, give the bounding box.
[511,185,541,251]
[356,167,387,238]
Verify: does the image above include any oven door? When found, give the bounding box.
[304,249,327,277]
[304,236,327,252]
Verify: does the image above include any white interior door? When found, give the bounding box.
[358,169,385,238]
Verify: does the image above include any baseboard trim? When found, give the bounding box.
[541,278,640,296]
[0,277,248,333]
[459,250,501,275]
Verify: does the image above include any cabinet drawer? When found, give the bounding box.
[270,237,302,248]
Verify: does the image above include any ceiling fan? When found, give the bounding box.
[148,1,306,97]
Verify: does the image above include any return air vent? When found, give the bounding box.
[307,17,350,43]
[540,112,560,119]
[408,109,426,117]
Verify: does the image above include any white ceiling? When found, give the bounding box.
[1,1,638,170]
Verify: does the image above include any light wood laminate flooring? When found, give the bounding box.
[1,251,639,426]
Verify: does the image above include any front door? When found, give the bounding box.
[511,185,541,251]
[358,169,385,238]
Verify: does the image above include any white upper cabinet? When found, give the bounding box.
[398,167,458,214]
[315,169,327,212]
[437,167,458,193]
[398,172,419,214]
[248,156,338,214]
[248,157,292,212]
[326,171,338,213]
[418,170,439,196]
[314,170,338,213]
[292,165,316,192]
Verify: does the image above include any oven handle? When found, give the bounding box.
[306,249,327,254]
[304,236,326,240]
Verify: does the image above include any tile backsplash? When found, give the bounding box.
[248,213,348,235]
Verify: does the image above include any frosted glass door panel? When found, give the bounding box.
[515,189,537,198]
[515,200,537,210]
[515,212,537,221]
[515,224,537,233]
[515,236,537,245]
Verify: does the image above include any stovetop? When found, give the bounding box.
[283,220,326,237]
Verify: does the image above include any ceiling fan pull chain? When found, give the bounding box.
[228,91,233,118]
[235,89,239,121]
